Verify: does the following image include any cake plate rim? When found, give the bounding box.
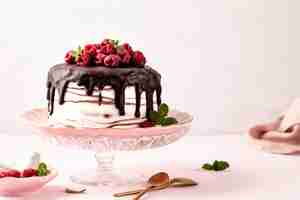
[20,107,193,139]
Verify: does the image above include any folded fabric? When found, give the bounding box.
[248,98,300,154]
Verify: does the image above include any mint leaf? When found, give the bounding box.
[202,160,230,171]
[72,46,82,61]
[147,103,177,127]
[213,160,229,171]
[108,39,120,47]
[37,162,49,176]
[114,39,120,46]
[149,111,160,123]
[158,116,166,125]
[160,117,178,126]
[37,168,47,176]
[159,103,169,117]
[202,163,213,170]
[39,162,47,169]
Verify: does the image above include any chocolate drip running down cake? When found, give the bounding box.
[46,39,162,128]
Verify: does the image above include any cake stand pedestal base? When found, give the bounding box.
[70,152,145,186]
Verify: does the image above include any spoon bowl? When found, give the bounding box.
[133,172,170,200]
[148,172,170,187]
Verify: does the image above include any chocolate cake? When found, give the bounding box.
[46,39,162,128]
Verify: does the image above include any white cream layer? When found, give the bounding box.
[48,83,155,128]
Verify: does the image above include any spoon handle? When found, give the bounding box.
[114,183,170,197]
[133,186,152,200]
[114,189,144,197]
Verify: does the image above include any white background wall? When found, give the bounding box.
[0,0,299,135]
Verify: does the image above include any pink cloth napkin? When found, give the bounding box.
[248,99,300,154]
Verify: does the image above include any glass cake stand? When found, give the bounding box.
[21,108,193,186]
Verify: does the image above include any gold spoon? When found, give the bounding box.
[132,172,170,200]
[113,177,198,197]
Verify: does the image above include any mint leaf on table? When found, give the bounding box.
[213,160,229,171]
[202,160,230,171]
[37,162,50,176]
[158,103,169,117]
[202,163,214,170]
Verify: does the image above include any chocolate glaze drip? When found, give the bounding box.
[47,63,162,119]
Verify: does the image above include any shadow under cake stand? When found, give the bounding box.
[21,108,193,186]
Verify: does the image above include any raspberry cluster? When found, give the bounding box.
[65,39,146,67]
[0,168,38,178]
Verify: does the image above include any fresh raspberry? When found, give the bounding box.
[117,43,133,55]
[94,43,101,49]
[104,55,121,67]
[22,168,38,177]
[0,170,8,178]
[6,169,21,178]
[80,50,93,66]
[133,51,146,66]
[122,43,133,54]
[76,54,84,66]
[121,51,132,65]
[139,121,155,128]
[117,45,133,65]
[84,44,97,56]
[100,43,116,55]
[96,49,102,54]
[95,52,106,65]
[100,38,113,46]
[64,50,75,64]
[116,46,125,56]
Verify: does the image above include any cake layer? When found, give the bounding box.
[48,83,156,128]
